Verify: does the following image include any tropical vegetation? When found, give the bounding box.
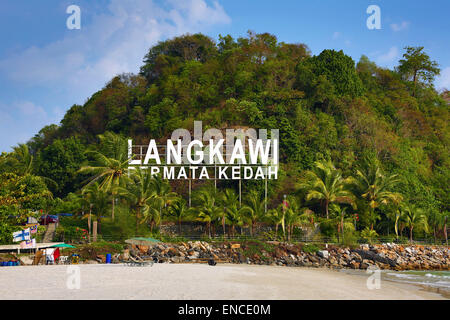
[0,32,448,245]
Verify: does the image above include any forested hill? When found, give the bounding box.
[15,32,450,214]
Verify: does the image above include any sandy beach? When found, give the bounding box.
[0,264,445,300]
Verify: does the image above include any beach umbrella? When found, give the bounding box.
[130,237,161,243]
[50,243,76,248]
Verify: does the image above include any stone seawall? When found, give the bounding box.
[126,241,449,271]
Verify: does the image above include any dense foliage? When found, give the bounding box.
[0,32,448,244]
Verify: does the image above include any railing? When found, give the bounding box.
[77,234,449,246]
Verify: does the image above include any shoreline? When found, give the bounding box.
[119,241,450,272]
[339,268,450,299]
[0,263,446,300]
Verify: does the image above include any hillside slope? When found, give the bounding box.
[24,32,449,216]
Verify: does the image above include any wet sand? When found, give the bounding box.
[0,264,445,300]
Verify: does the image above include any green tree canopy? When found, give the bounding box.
[397,46,440,96]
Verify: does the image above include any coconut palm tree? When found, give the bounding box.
[193,186,221,238]
[350,157,403,230]
[8,144,34,175]
[168,198,193,234]
[117,168,157,233]
[243,190,266,237]
[361,227,378,245]
[140,203,162,233]
[428,210,448,244]
[283,195,313,241]
[150,175,177,229]
[78,133,130,221]
[330,204,351,244]
[392,208,403,240]
[2,144,57,189]
[444,214,448,247]
[284,208,299,241]
[267,206,285,239]
[97,132,128,162]
[297,160,354,219]
[225,205,246,238]
[401,204,428,243]
[219,188,238,237]
[428,210,440,244]
[81,182,110,236]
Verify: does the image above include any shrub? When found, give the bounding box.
[319,220,337,238]
[342,231,359,248]
[261,231,277,241]
[341,222,358,247]
[302,243,320,253]
[361,227,378,244]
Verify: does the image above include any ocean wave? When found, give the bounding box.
[384,271,450,289]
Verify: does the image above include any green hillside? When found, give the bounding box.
[0,32,448,244]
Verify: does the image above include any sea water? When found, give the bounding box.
[341,269,450,297]
[383,270,450,291]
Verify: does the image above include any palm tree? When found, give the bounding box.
[243,190,267,237]
[444,214,448,247]
[361,227,378,244]
[283,195,313,241]
[193,186,220,238]
[81,182,110,236]
[150,175,177,230]
[330,204,349,244]
[393,208,403,240]
[428,210,440,244]
[8,144,34,175]
[283,196,301,241]
[284,208,298,241]
[97,132,128,161]
[168,198,192,234]
[225,205,246,238]
[221,188,239,236]
[78,133,130,221]
[140,203,161,233]
[296,208,316,240]
[2,144,58,189]
[428,210,448,244]
[267,206,286,239]
[297,160,354,219]
[401,204,428,243]
[117,168,156,233]
[350,157,403,230]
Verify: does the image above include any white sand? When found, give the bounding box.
[0,264,445,300]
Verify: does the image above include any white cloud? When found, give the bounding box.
[332,32,350,46]
[390,21,410,32]
[15,101,47,118]
[0,0,231,151]
[0,103,14,124]
[332,32,341,40]
[0,100,55,151]
[376,46,399,66]
[436,67,450,90]
[0,0,231,102]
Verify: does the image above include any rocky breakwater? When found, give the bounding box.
[353,243,450,271]
[124,241,449,271]
[251,243,449,271]
[126,241,237,264]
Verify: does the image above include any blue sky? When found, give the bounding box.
[0,0,449,152]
